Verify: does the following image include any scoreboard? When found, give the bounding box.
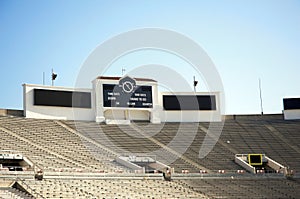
[103,84,153,108]
[163,95,216,110]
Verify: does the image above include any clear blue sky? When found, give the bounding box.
[0,0,299,114]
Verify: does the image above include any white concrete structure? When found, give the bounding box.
[23,76,222,123]
[93,76,161,124]
[159,92,221,122]
[283,97,300,120]
[235,154,286,174]
[23,84,94,121]
[116,155,169,173]
[283,110,300,120]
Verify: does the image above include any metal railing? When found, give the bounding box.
[15,177,45,199]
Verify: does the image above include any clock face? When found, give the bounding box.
[122,81,134,93]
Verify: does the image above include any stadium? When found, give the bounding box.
[0,75,299,199]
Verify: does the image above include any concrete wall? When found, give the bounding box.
[22,78,222,123]
[93,77,160,123]
[283,110,300,120]
[225,114,283,120]
[0,109,24,117]
[23,84,94,121]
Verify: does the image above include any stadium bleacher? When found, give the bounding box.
[20,178,206,199]
[0,114,299,198]
[180,178,300,199]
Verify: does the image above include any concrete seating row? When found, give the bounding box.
[23,178,207,199]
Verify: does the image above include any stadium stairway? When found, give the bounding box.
[0,116,129,173]
[1,116,299,173]
[217,118,300,172]
[62,118,300,173]
[63,120,244,173]
[62,120,211,173]
[0,115,300,198]
[0,187,34,199]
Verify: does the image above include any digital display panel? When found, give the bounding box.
[283,98,300,110]
[248,154,263,166]
[103,84,153,108]
[34,89,91,108]
[163,95,216,110]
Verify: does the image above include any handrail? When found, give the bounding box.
[15,177,46,199]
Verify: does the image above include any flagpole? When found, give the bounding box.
[52,68,54,86]
[193,76,196,92]
[259,78,263,115]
